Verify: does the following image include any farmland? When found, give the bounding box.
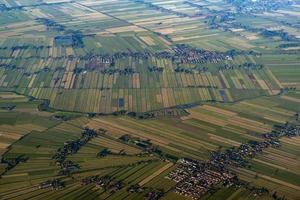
[0,91,299,199]
[0,0,300,199]
[0,0,298,114]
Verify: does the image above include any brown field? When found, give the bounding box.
[140,36,155,46]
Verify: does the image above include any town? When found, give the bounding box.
[168,122,300,199]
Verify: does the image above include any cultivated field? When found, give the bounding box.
[0,0,300,199]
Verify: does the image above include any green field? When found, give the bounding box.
[0,0,300,199]
[0,91,299,199]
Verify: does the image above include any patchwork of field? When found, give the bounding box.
[0,92,299,199]
[85,93,300,199]
[0,103,176,199]
[0,0,300,199]
[0,0,298,53]
[0,0,171,54]
[77,0,255,51]
[259,55,300,88]
[87,93,299,156]
[0,92,56,156]
[0,56,283,113]
[0,0,298,114]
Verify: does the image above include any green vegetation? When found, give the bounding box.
[0,0,300,199]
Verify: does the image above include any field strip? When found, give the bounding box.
[1,173,29,178]
[207,133,241,147]
[228,117,271,133]
[188,110,228,126]
[0,93,25,99]
[257,155,300,174]
[280,136,300,146]
[117,118,217,151]
[182,119,217,132]
[201,105,237,117]
[264,148,298,161]
[172,33,219,42]
[87,119,182,153]
[240,101,295,117]
[0,132,21,140]
[263,116,286,124]
[139,162,174,186]
[281,83,300,87]
[0,142,10,149]
[236,168,300,191]
[280,95,300,103]
[222,126,262,141]
[226,188,244,200]
[266,68,283,88]
[266,63,300,66]
[253,158,287,171]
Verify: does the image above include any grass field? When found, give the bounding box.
[0,0,297,114]
[0,91,299,199]
[0,0,300,199]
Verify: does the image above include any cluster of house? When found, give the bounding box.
[0,45,50,52]
[113,52,150,60]
[38,179,65,190]
[168,121,300,199]
[35,18,65,32]
[127,184,145,193]
[174,66,194,74]
[119,134,161,155]
[80,175,124,193]
[209,124,300,170]
[52,128,99,176]
[145,189,165,200]
[173,66,209,75]
[127,107,190,120]
[148,66,164,73]
[172,44,231,64]
[127,184,164,200]
[263,123,300,139]
[0,63,17,70]
[229,0,296,14]
[69,44,233,76]
[80,174,164,199]
[208,123,300,171]
[209,140,279,170]
[218,63,264,71]
[0,4,10,11]
[84,56,113,71]
[0,155,28,175]
[167,158,236,199]
[1,104,16,110]
[100,68,135,75]
[72,52,149,74]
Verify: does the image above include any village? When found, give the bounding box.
[9,109,300,199]
[5,102,300,199]
[0,0,300,199]
[168,158,237,199]
[38,179,65,190]
[119,134,162,156]
[52,128,102,176]
[167,122,300,199]
[80,175,124,193]
[0,41,237,74]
